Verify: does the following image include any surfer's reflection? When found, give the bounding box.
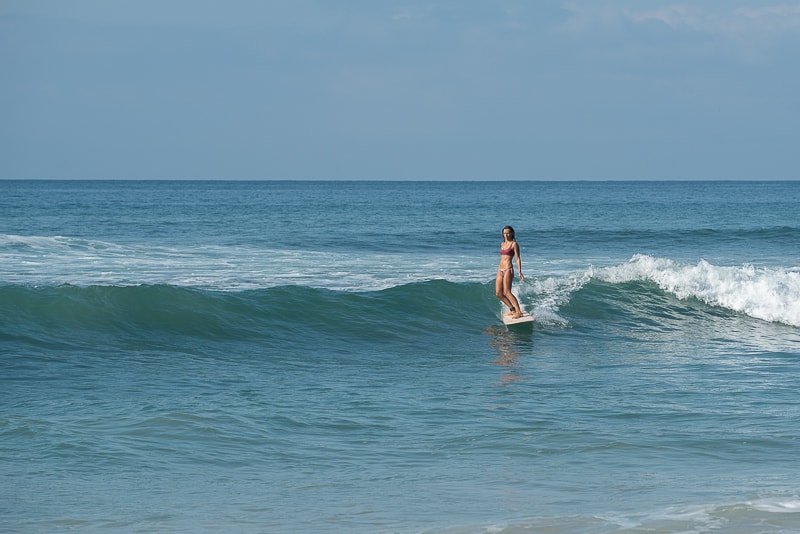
[485,325,530,385]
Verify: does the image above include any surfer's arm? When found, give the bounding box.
[515,243,524,280]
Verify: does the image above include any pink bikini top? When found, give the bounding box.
[500,244,515,257]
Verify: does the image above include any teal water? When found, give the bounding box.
[2,180,800,533]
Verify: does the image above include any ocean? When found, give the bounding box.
[1,180,799,533]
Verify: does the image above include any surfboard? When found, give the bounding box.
[502,310,535,326]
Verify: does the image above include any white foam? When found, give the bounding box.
[0,234,491,292]
[748,497,800,513]
[479,496,800,534]
[515,269,591,326]
[598,254,800,327]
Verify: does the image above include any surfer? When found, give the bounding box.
[496,225,525,319]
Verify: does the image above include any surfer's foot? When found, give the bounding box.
[512,311,522,319]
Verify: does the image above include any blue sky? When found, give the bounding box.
[1,1,798,180]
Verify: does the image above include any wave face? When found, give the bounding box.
[3,255,798,358]
[0,280,496,351]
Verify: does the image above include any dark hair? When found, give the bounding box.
[502,225,515,240]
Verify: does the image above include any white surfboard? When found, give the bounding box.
[502,310,535,326]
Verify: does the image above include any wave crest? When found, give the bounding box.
[595,255,800,327]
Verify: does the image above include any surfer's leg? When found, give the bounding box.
[502,271,522,318]
[496,270,517,314]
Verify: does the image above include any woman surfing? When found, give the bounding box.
[495,225,525,319]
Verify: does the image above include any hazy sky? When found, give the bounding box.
[2,1,798,180]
